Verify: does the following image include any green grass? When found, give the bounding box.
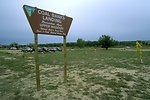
[0,48,150,99]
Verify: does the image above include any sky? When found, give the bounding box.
[0,0,150,44]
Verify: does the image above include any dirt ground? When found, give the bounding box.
[0,48,150,99]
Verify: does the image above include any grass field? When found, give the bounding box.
[0,48,150,100]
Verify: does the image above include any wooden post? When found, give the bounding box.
[63,36,67,81]
[34,33,40,91]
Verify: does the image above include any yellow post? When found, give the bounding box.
[34,33,40,91]
[136,41,143,63]
[63,36,67,81]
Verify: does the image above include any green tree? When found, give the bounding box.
[77,38,85,48]
[27,43,33,48]
[10,42,19,49]
[98,35,114,50]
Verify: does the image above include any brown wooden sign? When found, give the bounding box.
[23,5,73,91]
[23,5,73,36]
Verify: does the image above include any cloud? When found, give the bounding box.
[0,0,150,44]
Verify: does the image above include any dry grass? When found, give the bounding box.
[0,48,150,99]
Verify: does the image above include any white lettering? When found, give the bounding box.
[52,13,65,20]
[51,25,64,30]
[38,10,50,16]
[43,16,62,24]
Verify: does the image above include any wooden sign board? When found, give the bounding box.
[23,5,73,91]
[23,5,73,36]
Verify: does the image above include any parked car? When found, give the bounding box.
[10,47,17,50]
[125,46,131,49]
[21,47,33,52]
[48,47,57,52]
[56,47,62,52]
[38,47,43,52]
[42,47,49,52]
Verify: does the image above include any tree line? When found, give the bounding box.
[1,35,150,50]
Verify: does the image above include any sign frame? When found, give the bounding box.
[23,5,73,91]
